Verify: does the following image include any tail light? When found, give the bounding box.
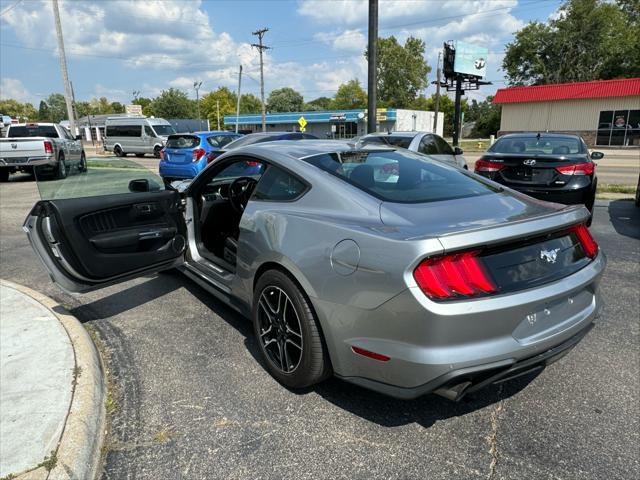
[159,148,165,161]
[192,148,206,162]
[413,250,497,300]
[43,140,53,154]
[555,163,595,176]
[572,223,598,258]
[475,159,504,173]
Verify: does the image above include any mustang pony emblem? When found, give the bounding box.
[540,248,560,264]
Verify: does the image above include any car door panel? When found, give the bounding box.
[24,190,186,293]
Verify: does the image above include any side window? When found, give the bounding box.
[144,126,155,137]
[433,135,454,155]
[208,160,265,186]
[252,166,307,201]
[61,127,74,140]
[419,135,438,155]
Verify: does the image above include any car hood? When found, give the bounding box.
[379,190,563,239]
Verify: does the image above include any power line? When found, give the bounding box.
[0,0,23,16]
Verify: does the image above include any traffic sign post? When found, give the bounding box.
[298,116,307,132]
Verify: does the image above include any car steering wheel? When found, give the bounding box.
[228,176,258,214]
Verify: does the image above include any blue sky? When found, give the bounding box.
[0,0,562,107]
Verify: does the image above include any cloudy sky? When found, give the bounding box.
[0,0,561,106]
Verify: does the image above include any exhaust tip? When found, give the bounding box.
[433,381,472,402]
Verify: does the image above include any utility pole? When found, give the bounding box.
[252,28,270,132]
[235,65,243,134]
[132,90,140,102]
[52,0,76,135]
[366,0,378,134]
[193,81,202,123]
[433,51,441,134]
[216,100,221,130]
[453,75,463,146]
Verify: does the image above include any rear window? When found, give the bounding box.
[166,135,200,149]
[8,125,59,138]
[304,149,498,203]
[206,135,240,148]
[361,135,413,149]
[490,136,583,155]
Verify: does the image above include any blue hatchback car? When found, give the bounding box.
[159,131,242,182]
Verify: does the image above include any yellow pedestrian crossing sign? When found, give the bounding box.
[298,116,307,132]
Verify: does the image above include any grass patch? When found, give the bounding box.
[37,450,58,472]
[597,183,636,194]
[86,159,147,170]
[153,428,176,444]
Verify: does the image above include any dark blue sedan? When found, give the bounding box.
[159,131,242,182]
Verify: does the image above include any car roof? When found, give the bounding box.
[239,139,394,159]
[193,131,240,135]
[364,131,420,138]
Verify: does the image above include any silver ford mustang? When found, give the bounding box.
[24,140,605,401]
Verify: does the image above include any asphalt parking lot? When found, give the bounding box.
[1,174,638,480]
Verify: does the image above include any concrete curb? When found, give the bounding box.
[1,280,105,480]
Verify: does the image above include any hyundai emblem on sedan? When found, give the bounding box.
[523,158,536,166]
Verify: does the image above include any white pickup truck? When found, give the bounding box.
[0,123,86,182]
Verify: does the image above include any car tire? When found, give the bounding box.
[78,152,87,172]
[55,155,67,180]
[153,146,162,158]
[0,168,9,182]
[252,269,331,389]
[114,145,124,157]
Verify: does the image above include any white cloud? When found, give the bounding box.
[0,78,33,102]
[314,29,367,52]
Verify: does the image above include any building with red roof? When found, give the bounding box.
[493,78,640,147]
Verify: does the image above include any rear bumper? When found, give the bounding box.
[513,186,593,206]
[338,322,594,400]
[0,156,56,167]
[315,251,605,400]
[159,159,206,179]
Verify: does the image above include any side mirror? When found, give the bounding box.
[591,151,604,160]
[128,179,150,192]
[75,135,83,141]
[454,146,464,155]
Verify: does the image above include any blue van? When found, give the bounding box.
[159,131,241,182]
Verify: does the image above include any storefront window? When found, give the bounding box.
[596,109,640,146]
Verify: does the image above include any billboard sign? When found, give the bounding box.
[125,104,143,115]
[453,41,488,78]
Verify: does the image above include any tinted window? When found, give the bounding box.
[206,135,240,148]
[432,135,454,155]
[144,126,155,137]
[362,135,413,149]
[166,135,200,149]
[490,136,582,155]
[151,124,176,136]
[304,150,498,204]
[8,125,59,138]
[106,125,141,137]
[253,166,307,201]
[419,135,438,155]
[212,160,264,182]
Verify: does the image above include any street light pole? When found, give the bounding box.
[252,28,271,133]
[235,65,243,134]
[433,52,442,134]
[366,0,378,134]
[193,81,202,124]
[52,0,76,135]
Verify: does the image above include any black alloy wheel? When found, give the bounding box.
[253,270,331,388]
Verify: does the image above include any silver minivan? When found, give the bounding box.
[104,116,176,158]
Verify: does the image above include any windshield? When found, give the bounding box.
[8,125,59,138]
[207,134,240,148]
[490,136,583,155]
[166,135,200,149]
[304,149,498,204]
[150,124,176,136]
[361,135,413,149]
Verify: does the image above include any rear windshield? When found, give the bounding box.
[150,124,176,136]
[166,135,200,149]
[361,135,413,149]
[206,135,240,148]
[490,136,583,155]
[8,125,59,138]
[304,149,498,203]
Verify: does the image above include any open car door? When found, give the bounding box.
[24,158,186,293]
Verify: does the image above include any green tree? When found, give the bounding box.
[110,102,125,114]
[467,97,501,137]
[43,93,67,122]
[366,36,431,108]
[503,0,639,85]
[420,94,468,137]
[201,86,236,129]
[304,96,332,111]
[148,88,194,118]
[74,101,95,118]
[240,93,262,114]
[331,79,367,109]
[0,99,37,121]
[267,87,304,112]
[38,100,50,121]
[409,95,431,111]
[133,97,153,116]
